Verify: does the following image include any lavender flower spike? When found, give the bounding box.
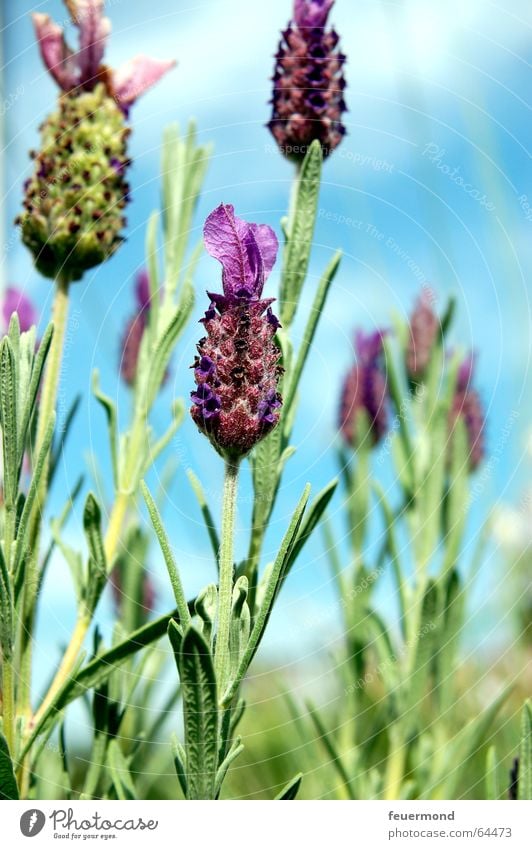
[449,353,485,471]
[339,329,388,447]
[191,204,283,460]
[269,0,347,161]
[33,1,175,111]
[406,288,440,380]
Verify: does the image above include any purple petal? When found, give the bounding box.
[74,0,111,87]
[32,13,79,91]
[294,0,334,29]
[112,55,176,110]
[203,204,278,302]
[2,287,37,333]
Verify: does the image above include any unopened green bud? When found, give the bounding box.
[17,83,130,281]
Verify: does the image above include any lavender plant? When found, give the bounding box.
[302,292,514,799]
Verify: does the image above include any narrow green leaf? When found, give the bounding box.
[18,322,53,466]
[283,250,341,416]
[283,477,338,578]
[22,609,188,754]
[519,700,532,800]
[171,733,188,798]
[485,746,500,801]
[92,371,119,489]
[83,492,108,614]
[145,399,184,472]
[215,736,244,797]
[427,684,513,799]
[0,546,13,658]
[0,337,18,508]
[141,481,191,629]
[187,469,220,564]
[0,732,19,800]
[280,140,323,324]
[173,624,218,800]
[108,739,136,800]
[148,281,194,406]
[275,772,303,800]
[13,414,55,579]
[307,701,355,799]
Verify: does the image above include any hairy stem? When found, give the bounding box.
[18,274,71,719]
[215,460,239,696]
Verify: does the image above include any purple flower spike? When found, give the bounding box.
[32,1,174,111]
[135,269,151,310]
[269,0,347,161]
[406,288,440,380]
[450,353,485,471]
[2,287,37,333]
[191,205,283,460]
[339,328,388,447]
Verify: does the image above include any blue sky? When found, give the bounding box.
[2,0,532,689]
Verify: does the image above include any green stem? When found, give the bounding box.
[18,273,71,720]
[214,460,239,697]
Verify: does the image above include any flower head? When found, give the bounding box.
[406,288,440,380]
[33,0,174,113]
[191,204,283,460]
[449,353,485,471]
[339,329,388,446]
[268,0,347,161]
[2,287,37,333]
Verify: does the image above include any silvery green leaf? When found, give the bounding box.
[18,322,53,467]
[171,624,218,800]
[195,584,218,647]
[275,772,303,800]
[215,735,244,797]
[283,250,341,418]
[141,481,191,630]
[108,739,136,800]
[171,733,188,798]
[519,700,532,800]
[0,546,13,659]
[0,338,18,509]
[283,477,338,581]
[0,732,19,800]
[187,469,220,565]
[92,371,119,490]
[12,414,55,580]
[307,701,355,799]
[280,140,323,325]
[82,493,107,614]
[485,746,500,801]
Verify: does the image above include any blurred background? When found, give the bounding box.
[1,0,531,798]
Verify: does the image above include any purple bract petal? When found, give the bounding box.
[294,0,334,29]
[32,13,79,91]
[75,0,111,87]
[111,56,176,111]
[2,287,37,333]
[203,204,278,305]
